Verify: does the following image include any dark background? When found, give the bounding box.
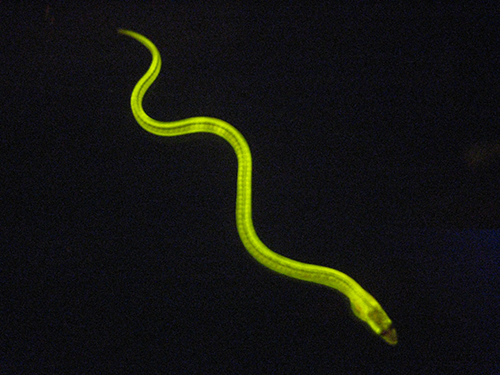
[2,2,499,374]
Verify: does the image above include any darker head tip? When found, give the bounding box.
[381,326,398,346]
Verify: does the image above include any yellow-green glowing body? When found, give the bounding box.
[118,29,397,345]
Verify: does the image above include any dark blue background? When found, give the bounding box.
[2,2,499,374]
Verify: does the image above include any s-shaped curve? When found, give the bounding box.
[118,29,397,345]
